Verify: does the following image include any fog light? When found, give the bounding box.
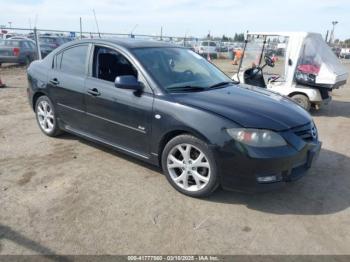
[257,175,278,183]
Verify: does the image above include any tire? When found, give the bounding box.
[21,56,31,66]
[25,56,32,66]
[35,96,62,137]
[291,94,311,111]
[161,134,219,197]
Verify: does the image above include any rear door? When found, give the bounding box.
[47,44,90,130]
[84,45,154,157]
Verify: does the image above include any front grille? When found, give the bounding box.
[292,123,317,142]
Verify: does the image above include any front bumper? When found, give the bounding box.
[215,139,322,193]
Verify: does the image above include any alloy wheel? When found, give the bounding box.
[37,100,55,133]
[167,143,211,192]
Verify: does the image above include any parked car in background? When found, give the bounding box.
[183,42,195,51]
[38,36,68,57]
[332,47,341,58]
[340,48,350,59]
[8,36,33,41]
[0,39,37,66]
[0,33,15,39]
[27,38,321,197]
[195,41,218,58]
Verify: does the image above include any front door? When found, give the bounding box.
[84,45,154,157]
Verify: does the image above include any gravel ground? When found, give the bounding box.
[0,60,350,255]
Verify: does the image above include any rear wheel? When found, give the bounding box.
[25,56,32,66]
[35,96,62,137]
[291,94,311,111]
[21,56,31,66]
[161,135,219,197]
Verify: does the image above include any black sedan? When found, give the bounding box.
[27,39,321,197]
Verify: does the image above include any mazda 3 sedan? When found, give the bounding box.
[27,39,321,197]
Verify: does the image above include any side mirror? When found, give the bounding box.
[114,75,143,92]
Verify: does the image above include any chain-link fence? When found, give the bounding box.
[0,26,245,64]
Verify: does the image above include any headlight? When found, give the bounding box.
[226,128,287,147]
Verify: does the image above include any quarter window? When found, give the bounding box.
[28,41,36,49]
[59,45,88,75]
[21,41,30,48]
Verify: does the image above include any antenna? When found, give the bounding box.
[93,9,101,38]
[130,24,138,34]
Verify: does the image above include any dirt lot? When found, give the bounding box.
[0,60,350,255]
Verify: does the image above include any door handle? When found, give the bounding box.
[87,88,101,96]
[49,78,59,85]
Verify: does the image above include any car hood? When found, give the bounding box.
[173,84,312,131]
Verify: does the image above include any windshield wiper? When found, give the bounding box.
[167,85,206,92]
[208,81,234,89]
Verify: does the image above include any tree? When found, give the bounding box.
[233,33,245,42]
[222,34,229,41]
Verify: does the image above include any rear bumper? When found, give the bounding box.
[215,140,322,193]
[0,56,21,63]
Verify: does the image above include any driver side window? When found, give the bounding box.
[92,46,138,82]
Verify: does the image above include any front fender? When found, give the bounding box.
[151,97,238,157]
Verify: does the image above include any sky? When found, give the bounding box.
[1,0,349,40]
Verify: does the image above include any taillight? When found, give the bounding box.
[13,47,20,57]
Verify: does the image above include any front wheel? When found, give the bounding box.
[35,96,62,137]
[161,135,219,197]
[291,94,311,111]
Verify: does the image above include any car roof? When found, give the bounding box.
[69,38,179,49]
[1,38,28,42]
[39,36,62,38]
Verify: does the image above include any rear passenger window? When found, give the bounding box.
[59,45,88,76]
[28,41,36,49]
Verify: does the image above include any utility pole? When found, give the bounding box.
[329,21,338,45]
[184,29,189,47]
[34,27,42,60]
[8,22,12,29]
[160,26,163,41]
[80,17,83,39]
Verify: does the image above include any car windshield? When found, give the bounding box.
[133,47,232,91]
